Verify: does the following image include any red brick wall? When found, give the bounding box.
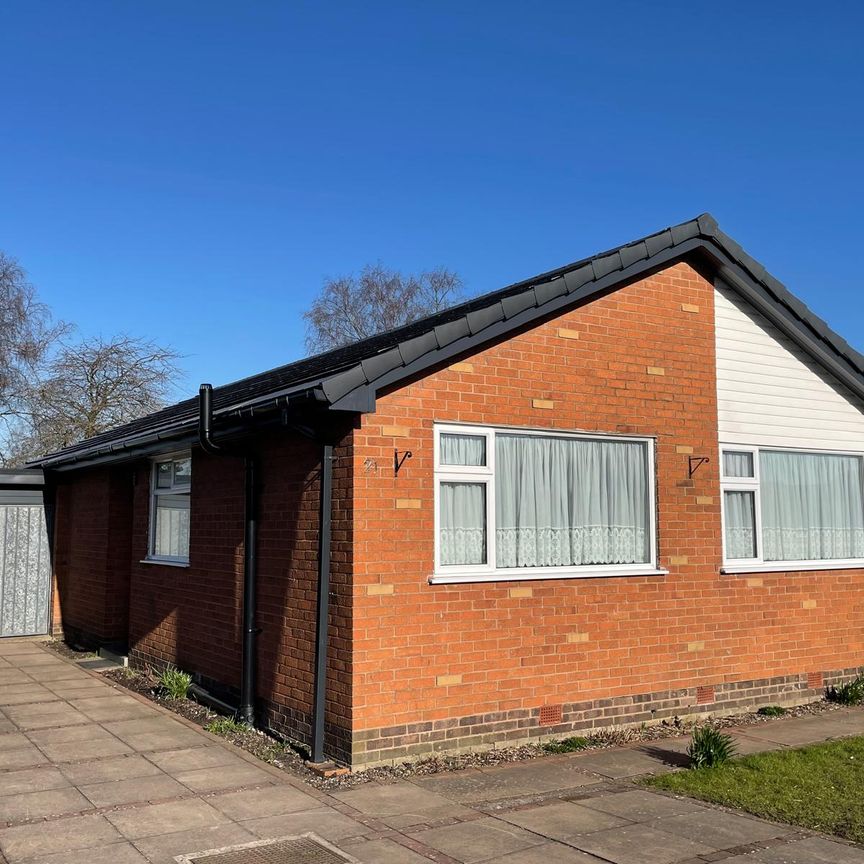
[52,466,132,646]
[126,429,354,760]
[351,261,864,762]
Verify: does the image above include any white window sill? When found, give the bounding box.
[429,566,668,585]
[140,558,190,568]
[722,561,864,574]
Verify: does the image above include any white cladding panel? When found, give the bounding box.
[715,284,864,450]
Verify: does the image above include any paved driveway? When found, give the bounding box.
[1,638,863,864]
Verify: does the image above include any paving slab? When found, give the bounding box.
[567,746,671,778]
[0,766,69,795]
[340,837,437,864]
[0,813,121,861]
[69,695,161,722]
[570,822,717,864]
[414,759,601,803]
[208,785,322,820]
[79,772,191,806]
[757,835,864,863]
[131,823,257,864]
[172,761,277,793]
[490,843,606,863]
[21,841,150,864]
[60,753,165,785]
[106,797,231,840]
[0,733,30,753]
[20,666,89,681]
[3,701,91,731]
[334,781,473,820]
[0,671,36,687]
[0,786,93,823]
[144,745,251,773]
[0,684,59,707]
[651,808,793,847]
[35,734,134,763]
[498,799,631,840]
[240,808,369,843]
[579,789,706,821]
[410,817,542,863]
[0,743,48,769]
[738,716,853,747]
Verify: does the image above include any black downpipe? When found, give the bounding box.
[240,454,257,726]
[311,443,333,763]
[198,383,257,727]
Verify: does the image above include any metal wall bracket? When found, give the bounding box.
[394,449,413,475]
[688,456,710,478]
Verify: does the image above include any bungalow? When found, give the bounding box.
[31,214,864,768]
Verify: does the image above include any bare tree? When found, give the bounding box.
[304,264,464,354]
[8,336,184,465]
[0,254,67,442]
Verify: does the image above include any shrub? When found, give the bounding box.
[542,736,590,754]
[826,676,864,706]
[158,666,192,700]
[757,705,787,717]
[205,717,248,736]
[687,725,737,769]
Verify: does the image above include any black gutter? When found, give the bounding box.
[311,442,333,764]
[198,383,258,728]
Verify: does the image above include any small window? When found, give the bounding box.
[149,454,192,563]
[723,451,754,479]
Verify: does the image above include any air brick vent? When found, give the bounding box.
[807,671,823,690]
[696,685,715,705]
[539,704,563,726]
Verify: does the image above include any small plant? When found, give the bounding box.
[542,736,590,754]
[158,665,193,700]
[687,725,737,769]
[757,705,787,717]
[826,676,864,706]
[205,716,248,736]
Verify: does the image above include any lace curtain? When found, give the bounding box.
[761,450,864,561]
[154,494,190,559]
[439,482,486,565]
[495,434,649,568]
[724,490,756,559]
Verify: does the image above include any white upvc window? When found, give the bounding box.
[147,452,192,564]
[721,444,864,573]
[432,423,661,584]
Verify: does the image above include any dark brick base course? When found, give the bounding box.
[352,666,864,768]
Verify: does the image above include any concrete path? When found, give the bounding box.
[1,639,863,864]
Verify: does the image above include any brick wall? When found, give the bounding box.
[350,261,864,765]
[125,428,354,761]
[52,466,133,647]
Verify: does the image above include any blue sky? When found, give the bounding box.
[2,1,862,397]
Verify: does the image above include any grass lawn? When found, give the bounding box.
[644,736,864,844]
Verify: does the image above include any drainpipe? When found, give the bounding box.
[198,383,257,727]
[311,442,333,764]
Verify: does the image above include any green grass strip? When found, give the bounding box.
[643,736,864,844]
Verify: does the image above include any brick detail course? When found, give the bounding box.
[352,666,863,766]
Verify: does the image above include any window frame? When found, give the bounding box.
[432,423,661,584]
[146,451,192,566]
[720,443,864,573]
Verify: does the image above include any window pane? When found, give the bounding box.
[761,451,864,561]
[156,461,173,488]
[724,490,756,559]
[495,435,649,568]
[439,482,486,565]
[440,433,486,466]
[173,457,192,486]
[723,451,754,478]
[154,494,190,559]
